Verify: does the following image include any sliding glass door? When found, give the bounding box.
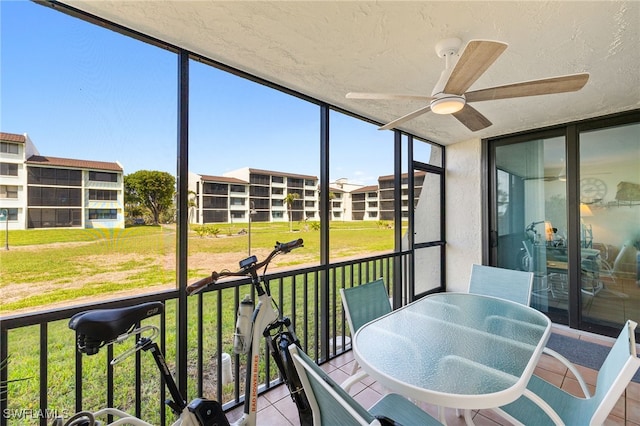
[578,122,640,329]
[488,111,639,336]
[492,132,569,320]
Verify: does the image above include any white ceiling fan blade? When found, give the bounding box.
[378,105,432,131]
[443,40,508,95]
[465,73,589,102]
[346,92,433,101]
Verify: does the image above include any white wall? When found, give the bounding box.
[445,137,483,292]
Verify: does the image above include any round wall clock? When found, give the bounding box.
[580,177,607,204]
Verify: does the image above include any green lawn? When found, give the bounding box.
[1,221,396,424]
[0,221,395,313]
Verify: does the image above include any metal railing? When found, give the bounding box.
[0,251,409,426]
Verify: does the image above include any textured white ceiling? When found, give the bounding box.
[62,1,639,145]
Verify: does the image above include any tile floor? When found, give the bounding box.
[226,324,640,425]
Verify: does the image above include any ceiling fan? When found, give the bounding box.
[346,38,589,132]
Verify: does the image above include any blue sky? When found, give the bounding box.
[1,0,405,186]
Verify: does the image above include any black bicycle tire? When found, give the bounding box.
[277,336,313,426]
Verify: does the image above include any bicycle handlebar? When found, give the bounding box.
[186,238,303,295]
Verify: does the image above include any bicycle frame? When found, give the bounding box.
[62,239,308,426]
[232,290,279,426]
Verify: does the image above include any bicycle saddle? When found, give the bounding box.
[69,302,164,355]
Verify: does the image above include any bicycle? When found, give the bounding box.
[57,239,311,426]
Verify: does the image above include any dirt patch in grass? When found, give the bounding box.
[1,245,313,316]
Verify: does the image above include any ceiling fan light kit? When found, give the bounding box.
[430,95,466,114]
[346,37,589,132]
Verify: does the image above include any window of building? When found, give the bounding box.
[287,177,303,188]
[271,176,284,184]
[89,209,118,219]
[89,189,118,201]
[202,196,228,208]
[28,208,82,228]
[272,199,284,207]
[28,187,82,206]
[271,187,284,195]
[0,142,20,154]
[252,198,270,209]
[305,200,315,208]
[250,186,270,197]
[230,211,245,219]
[230,184,245,193]
[203,182,228,195]
[88,171,118,183]
[0,185,19,198]
[250,174,269,185]
[272,211,283,219]
[304,190,315,197]
[305,179,315,186]
[202,210,228,223]
[2,208,18,220]
[28,167,82,186]
[1,163,19,176]
[229,197,245,206]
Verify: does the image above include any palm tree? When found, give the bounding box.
[284,192,300,232]
[187,190,197,224]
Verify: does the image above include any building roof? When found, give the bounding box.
[378,171,426,181]
[199,174,247,184]
[351,185,379,193]
[0,132,26,143]
[249,168,318,181]
[26,155,122,172]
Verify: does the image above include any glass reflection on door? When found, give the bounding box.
[578,123,640,328]
[494,136,569,319]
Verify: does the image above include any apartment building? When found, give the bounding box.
[350,185,379,221]
[189,168,426,224]
[0,132,124,230]
[189,168,319,224]
[378,172,425,221]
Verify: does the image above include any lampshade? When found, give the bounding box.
[430,96,465,114]
[544,221,554,241]
[580,203,593,217]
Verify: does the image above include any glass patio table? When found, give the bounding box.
[352,292,551,415]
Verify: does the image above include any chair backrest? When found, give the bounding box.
[288,344,376,426]
[468,264,534,306]
[589,319,640,425]
[340,278,392,334]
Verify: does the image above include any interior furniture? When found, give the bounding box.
[468,264,533,305]
[494,319,640,426]
[544,247,604,296]
[288,344,442,426]
[352,292,551,424]
[339,278,392,392]
[467,264,591,398]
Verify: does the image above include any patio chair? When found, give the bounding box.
[465,264,591,421]
[340,278,392,392]
[288,344,442,426]
[468,264,590,392]
[494,319,640,426]
[468,263,533,305]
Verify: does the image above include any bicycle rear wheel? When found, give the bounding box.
[275,332,313,426]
